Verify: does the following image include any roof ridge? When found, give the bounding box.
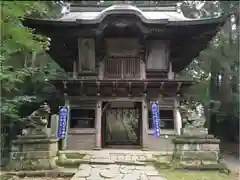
[70,3,178,12]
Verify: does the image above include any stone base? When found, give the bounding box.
[9,135,59,171]
[141,148,148,151]
[181,128,208,136]
[174,160,228,171]
[94,147,102,150]
[173,151,219,161]
[172,129,224,170]
[8,154,57,171]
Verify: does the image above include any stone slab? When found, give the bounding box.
[175,151,219,161]
[181,128,208,136]
[11,151,57,159]
[69,152,164,180]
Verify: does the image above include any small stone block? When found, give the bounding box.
[148,176,166,180]
[119,167,133,174]
[181,128,208,136]
[76,169,91,178]
[99,169,116,178]
[144,170,159,176]
[140,174,149,180]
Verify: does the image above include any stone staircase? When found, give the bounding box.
[58,150,167,180]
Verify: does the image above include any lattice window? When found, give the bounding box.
[105,58,140,79]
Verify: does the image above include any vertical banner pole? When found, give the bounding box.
[57,106,68,150]
[157,101,161,136]
[57,93,70,150]
[151,100,160,137]
[62,93,69,150]
[62,105,70,150]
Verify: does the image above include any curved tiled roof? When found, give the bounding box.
[23,4,228,72]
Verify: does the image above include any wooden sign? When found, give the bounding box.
[78,38,95,72]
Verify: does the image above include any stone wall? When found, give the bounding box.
[9,135,58,170]
[145,133,174,151]
[66,128,176,151]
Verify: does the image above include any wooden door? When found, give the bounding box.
[103,107,141,146]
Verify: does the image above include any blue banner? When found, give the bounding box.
[57,106,69,139]
[151,101,160,137]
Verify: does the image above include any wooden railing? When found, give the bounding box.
[104,58,140,79]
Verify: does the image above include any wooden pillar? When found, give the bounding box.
[73,59,77,79]
[140,37,146,80]
[142,98,148,150]
[174,98,182,135]
[62,93,70,150]
[168,62,174,80]
[95,100,102,150]
[140,59,146,80]
[50,114,59,137]
[98,59,104,80]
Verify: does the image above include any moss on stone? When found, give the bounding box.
[172,138,220,144]
[65,153,85,159]
[5,170,76,178]
[175,135,215,139]
[0,174,13,180]
[173,151,219,161]
[8,156,57,171]
[153,158,229,173]
[55,159,81,168]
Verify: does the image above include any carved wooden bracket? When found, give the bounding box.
[112,82,116,96]
[80,81,85,96]
[143,81,148,94]
[177,82,182,92]
[63,81,67,89]
[96,81,100,96]
[128,82,132,97]
[160,82,164,91]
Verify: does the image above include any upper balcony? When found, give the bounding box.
[104,57,140,80]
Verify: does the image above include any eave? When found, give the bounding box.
[23,13,228,72]
[49,79,196,97]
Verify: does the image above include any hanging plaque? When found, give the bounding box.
[57,106,69,139]
[151,101,160,137]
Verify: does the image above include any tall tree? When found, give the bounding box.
[0,1,66,164]
[178,1,239,141]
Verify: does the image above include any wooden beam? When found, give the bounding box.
[66,96,145,102]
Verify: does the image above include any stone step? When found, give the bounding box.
[5,168,77,177]
[57,158,147,167]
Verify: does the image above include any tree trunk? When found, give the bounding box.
[31,51,37,68]
[208,63,218,134]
